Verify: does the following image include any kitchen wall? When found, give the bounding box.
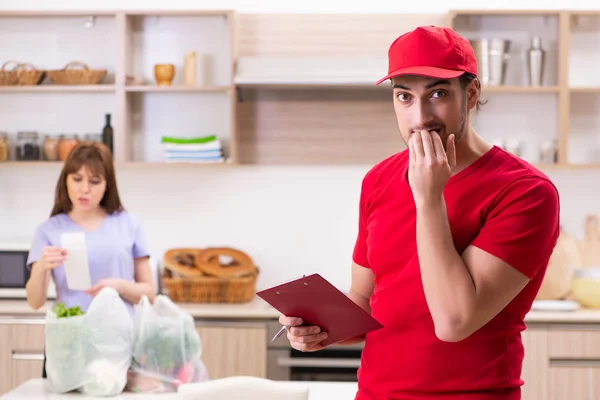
[1,0,600,292]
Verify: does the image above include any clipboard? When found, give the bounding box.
[256,273,383,346]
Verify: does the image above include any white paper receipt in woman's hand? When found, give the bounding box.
[60,232,92,291]
[257,273,383,346]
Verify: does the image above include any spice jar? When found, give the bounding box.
[0,133,8,162]
[84,133,102,143]
[43,136,60,161]
[16,131,40,161]
[58,134,79,161]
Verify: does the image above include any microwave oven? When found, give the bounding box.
[0,240,56,300]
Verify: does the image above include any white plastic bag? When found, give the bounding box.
[127,294,208,393]
[45,287,134,396]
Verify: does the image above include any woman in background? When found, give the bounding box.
[25,141,156,378]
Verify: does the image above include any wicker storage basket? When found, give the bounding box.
[162,247,259,303]
[0,61,19,86]
[15,63,45,85]
[47,61,107,85]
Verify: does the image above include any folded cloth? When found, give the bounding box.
[164,157,225,163]
[161,135,217,144]
[164,150,222,158]
[163,141,222,152]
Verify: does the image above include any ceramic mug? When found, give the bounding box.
[154,64,175,86]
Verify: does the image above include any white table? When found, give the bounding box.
[1,379,359,400]
[0,379,179,399]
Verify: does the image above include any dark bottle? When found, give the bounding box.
[102,113,114,155]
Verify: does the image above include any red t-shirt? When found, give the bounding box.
[352,145,560,400]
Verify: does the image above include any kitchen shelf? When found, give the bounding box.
[570,87,600,93]
[449,10,567,166]
[115,160,233,168]
[119,11,236,164]
[0,10,236,166]
[482,85,560,93]
[0,85,116,92]
[125,85,231,93]
[1,10,600,168]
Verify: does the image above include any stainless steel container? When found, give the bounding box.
[470,39,511,86]
[526,36,545,86]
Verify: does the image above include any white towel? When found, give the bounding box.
[162,141,222,151]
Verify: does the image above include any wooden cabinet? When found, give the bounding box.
[519,323,600,400]
[2,316,599,398]
[0,321,46,397]
[521,328,549,400]
[196,322,267,379]
[546,325,600,400]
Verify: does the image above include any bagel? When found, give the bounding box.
[163,248,205,278]
[195,247,256,278]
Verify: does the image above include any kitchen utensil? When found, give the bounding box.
[536,227,579,300]
[579,215,600,267]
[184,52,197,86]
[526,36,545,86]
[531,299,580,312]
[470,39,511,86]
[570,267,600,308]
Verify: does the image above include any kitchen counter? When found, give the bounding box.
[1,297,600,323]
[0,379,179,399]
[0,379,359,400]
[0,296,281,320]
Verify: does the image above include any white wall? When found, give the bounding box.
[1,0,600,293]
[0,0,599,13]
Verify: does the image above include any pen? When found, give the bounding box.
[271,325,289,342]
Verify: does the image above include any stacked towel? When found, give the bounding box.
[161,135,225,163]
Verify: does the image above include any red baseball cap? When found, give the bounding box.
[375,25,478,85]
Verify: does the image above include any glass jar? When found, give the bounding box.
[0,133,8,162]
[84,133,102,143]
[58,134,80,161]
[16,131,40,161]
[43,135,60,161]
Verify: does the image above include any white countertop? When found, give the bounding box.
[0,379,359,400]
[0,296,281,320]
[1,297,600,323]
[0,379,177,399]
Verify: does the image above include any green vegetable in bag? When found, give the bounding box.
[53,302,85,318]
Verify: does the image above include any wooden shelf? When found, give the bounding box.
[449,10,561,16]
[123,10,232,17]
[236,82,386,90]
[235,83,560,93]
[0,160,234,167]
[2,10,600,167]
[0,85,115,92]
[482,85,560,93]
[570,87,600,93]
[0,162,63,166]
[125,85,230,93]
[4,161,600,169]
[115,160,233,168]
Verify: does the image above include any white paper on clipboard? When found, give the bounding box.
[60,232,92,290]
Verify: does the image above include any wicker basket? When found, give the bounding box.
[0,61,19,86]
[14,63,45,85]
[162,268,259,303]
[47,61,107,85]
[161,247,259,303]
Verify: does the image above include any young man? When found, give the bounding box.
[279,26,560,399]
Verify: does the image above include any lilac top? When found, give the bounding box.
[27,211,150,316]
